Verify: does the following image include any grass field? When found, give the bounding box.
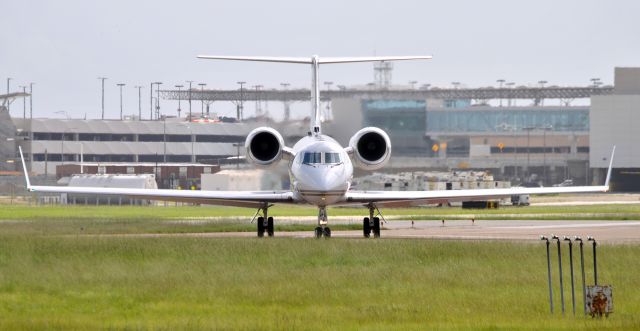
[0,236,638,330]
[1,205,639,330]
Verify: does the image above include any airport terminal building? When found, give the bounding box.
[1,67,640,191]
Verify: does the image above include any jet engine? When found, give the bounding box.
[348,127,391,171]
[245,127,286,166]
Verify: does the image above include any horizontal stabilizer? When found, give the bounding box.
[197,55,432,65]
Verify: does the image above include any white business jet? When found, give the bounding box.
[19,55,614,238]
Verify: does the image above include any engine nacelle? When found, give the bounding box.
[348,127,391,171]
[245,127,286,167]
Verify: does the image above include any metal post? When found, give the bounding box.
[134,86,142,120]
[198,83,206,117]
[150,82,154,120]
[186,81,193,121]
[98,77,107,119]
[155,82,162,119]
[29,82,34,119]
[20,86,26,119]
[175,85,183,118]
[6,77,11,112]
[588,237,598,285]
[575,236,587,315]
[553,235,565,315]
[117,83,125,120]
[564,236,576,315]
[541,236,554,313]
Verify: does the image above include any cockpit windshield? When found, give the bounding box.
[301,152,341,165]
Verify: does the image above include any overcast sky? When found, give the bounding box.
[1,0,639,120]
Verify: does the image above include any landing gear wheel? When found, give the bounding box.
[363,217,371,238]
[373,217,381,238]
[314,226,323,239]
[323,227,331,238]
[257,217,265,237]
[267,217,274,237]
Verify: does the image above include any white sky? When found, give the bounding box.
[1,0,639,120]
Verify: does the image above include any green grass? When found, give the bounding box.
[0,236,638,330]
[2,203,640,221]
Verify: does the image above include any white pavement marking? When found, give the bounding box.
[495,221,640,229]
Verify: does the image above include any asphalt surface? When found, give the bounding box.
[110,219,640,243]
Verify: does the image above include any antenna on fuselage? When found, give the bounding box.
[196,55,433,135]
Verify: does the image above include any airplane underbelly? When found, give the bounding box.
[298,189,346,206]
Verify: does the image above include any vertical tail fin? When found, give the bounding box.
[197,54,432,136]
[604,145,615,190]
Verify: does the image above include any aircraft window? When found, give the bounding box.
[303,152,322,164]
[324,153,341,164]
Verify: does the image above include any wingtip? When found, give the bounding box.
[604,145,615,189]
[18,146,31,189]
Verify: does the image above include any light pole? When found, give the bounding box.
[451,81,460,89]
[175,85,184,118]
[497,79,505,107]
[29,82,34,120]
[155,82,163,119]
[117,83,125,120]
[19,86,26,119]
[98,77,107,119]
[280,82,289,121]
[198,83,206,117]
[506,82,515,106]
[324,81,333,91]
[523,126,535,180]
[6,78,11,112]
[186,80,194,121]
[409,80,418,89]
[542,125,552,185]
[134,86,142,120]
[237,81,246,122]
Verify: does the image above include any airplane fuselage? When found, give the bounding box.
[289,134,353,206]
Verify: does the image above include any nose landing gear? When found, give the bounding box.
[315,207,331,238]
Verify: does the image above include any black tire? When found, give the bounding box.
[323,227,331,238]
[257,217,265,237]
[363,217,371,238]
[373,217,381,238]
[267,217,274,237]
[314,226,323,238]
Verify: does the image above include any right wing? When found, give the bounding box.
[19,148,297,208]
[344,146,615,208]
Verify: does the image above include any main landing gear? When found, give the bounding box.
[363,204,381,238]
[315,207,331,238]
[255,205,274,237]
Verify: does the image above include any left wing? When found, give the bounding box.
[19,148,297,208]
[344,147,615,208]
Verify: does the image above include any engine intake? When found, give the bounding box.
[245,127,285,166]
[349,127,391,170]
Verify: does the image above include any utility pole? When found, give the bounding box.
[29,82,34,120]
[6,78,11,112]
[134,86,142,120]
[186,80,194,121]
[149,82,154,120]
[497,79,505,107]
[198,83,206,117]
[280,82,290,121]
[175,85,184,118]
[98,77,107,119]
[238,81,246,122]
[117,83,126,120]
[20,86,26,119]
[155,82,162,119]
